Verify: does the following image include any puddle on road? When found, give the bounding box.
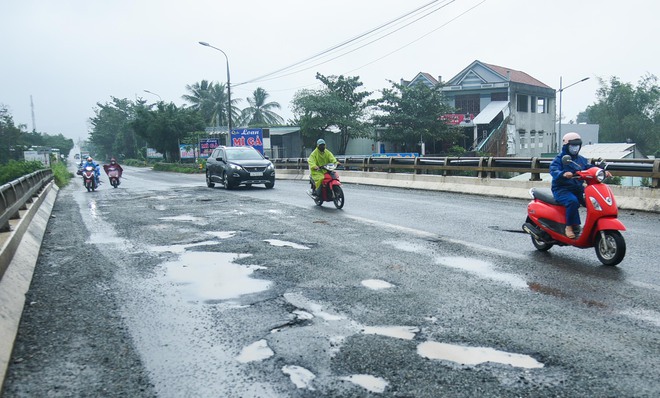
[236,339,274,363]
[159,214,208,224]
[361,279,394,290]
[282,365,316,390]
[619,308,660,328]
[88,199,99,219]
[264,239,310,250]
[361,326,418,340]
[164,252,271,302]
[384,239,431,255]
[207,231,237,239]
[435,257,528,289]
[417,341,544,369]
[340,374,389,394]
[150,241,217,254]
[87,233,126,245]
[284,293,346,321]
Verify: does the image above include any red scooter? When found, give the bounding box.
[81,165,98,192]
[522,156,626,266]
[307,163,345,209]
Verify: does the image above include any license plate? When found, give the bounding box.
[249,172,263,177]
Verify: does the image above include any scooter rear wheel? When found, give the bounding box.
[595,230,626,266]
[531,236,553,251]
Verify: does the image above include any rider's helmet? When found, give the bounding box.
[87,156,93,162]
[110,157,116,164]
[317,138,326,146]
[562,132,582,156]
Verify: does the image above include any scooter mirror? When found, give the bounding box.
[561,155,572,165]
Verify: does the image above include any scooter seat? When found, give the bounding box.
[531,187,560,205]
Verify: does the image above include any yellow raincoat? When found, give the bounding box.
[308,146,338,189]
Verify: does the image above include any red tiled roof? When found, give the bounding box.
[482,62,551,89]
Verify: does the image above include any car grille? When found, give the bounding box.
[244,166,266,173]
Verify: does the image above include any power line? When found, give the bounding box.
[236,0,454,86]
[245,0,486,95]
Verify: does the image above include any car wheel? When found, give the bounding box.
[265,179,275,189]
[206,170,215,188]
[222,172,233,190]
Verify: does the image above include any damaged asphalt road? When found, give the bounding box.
[3,167,659,397]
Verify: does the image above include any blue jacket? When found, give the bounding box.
[550,145,594,191]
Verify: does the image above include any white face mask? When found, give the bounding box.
[568,144,580,156]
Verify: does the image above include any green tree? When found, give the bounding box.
[291,73,372,154]
[372,81,459,153]
[182,80,240,129]
[131,102,205,161]
[89,97,140,160]
[1,106,26,163]
[580,74,659,156]
[238,87,284,127]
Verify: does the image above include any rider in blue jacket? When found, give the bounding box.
[549,132,608,239]
[82,156,101,186]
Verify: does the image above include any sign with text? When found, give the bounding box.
[179,144,198,159]
[440,113,475,125]
[199,138,219,159]
[230,128,264,154]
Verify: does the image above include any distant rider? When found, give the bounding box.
[82,156,101,186]
[103,157,124,180]
[308,139,340,197]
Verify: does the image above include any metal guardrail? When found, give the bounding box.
[272,156,660,188]
[0,169,54,233]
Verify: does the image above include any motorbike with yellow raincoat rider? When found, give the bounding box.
[308,139,340,197]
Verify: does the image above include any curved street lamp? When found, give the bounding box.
[557,76,590,147]
[143,89,162,101]
[199,41,232,134]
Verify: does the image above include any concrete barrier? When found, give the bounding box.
[0,182,58,387]
[276,169,660,213]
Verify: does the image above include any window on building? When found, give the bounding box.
[455,94,480,114]
[537,98,546,113]
[520,137,526,149]
[530,96,537,113]
[491,92,508,101]
[538,130,544,147]
[517,95,528,112]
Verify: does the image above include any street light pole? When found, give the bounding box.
[199,41,232,135]
[557,76,590,148]
[143,89,162,101]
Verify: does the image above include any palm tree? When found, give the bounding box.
[182,80,240,128]
[238,87,284,127]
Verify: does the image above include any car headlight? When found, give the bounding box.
[229,163,242,170]
[266,163,274,171]
[596,169,606,182]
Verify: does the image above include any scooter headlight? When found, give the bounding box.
[596,169,606,182]
[589,196,603,211]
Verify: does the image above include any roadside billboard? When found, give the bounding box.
[230,128,264,154]
[199,138,219,159]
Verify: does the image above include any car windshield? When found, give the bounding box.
[226,148,263,161]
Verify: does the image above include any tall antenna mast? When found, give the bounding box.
[30,95,36,132]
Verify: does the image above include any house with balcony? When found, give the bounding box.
[408,60,557,157]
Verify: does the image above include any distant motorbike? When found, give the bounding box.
[522,156,626,266]
[81,165,98,192]
[105,166,121,188]
[307,163,344,209]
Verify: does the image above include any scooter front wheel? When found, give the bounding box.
[595,230,626,266]
[332,185,344,209]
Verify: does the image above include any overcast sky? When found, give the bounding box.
[2,0,658,142]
